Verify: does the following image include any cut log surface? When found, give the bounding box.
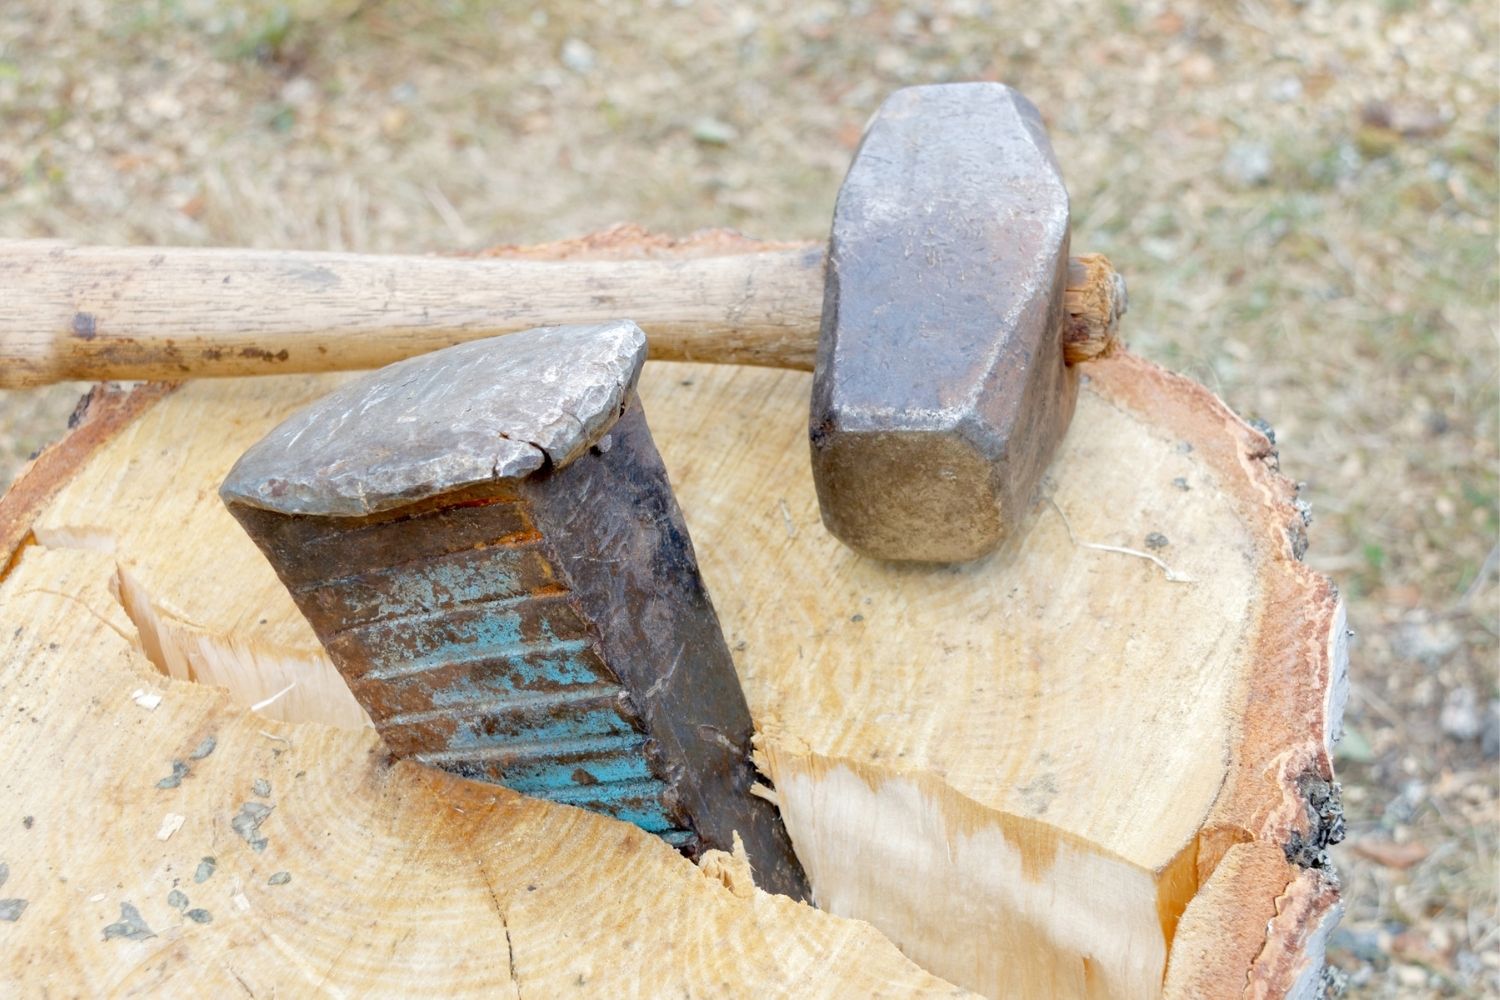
[0,235,1344,998]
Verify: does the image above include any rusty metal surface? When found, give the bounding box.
[522,397,806,899]
[811,82,1079,562]
[220,321,646,517]
[222,328,808,899]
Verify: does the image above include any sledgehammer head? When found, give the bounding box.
[811,83,1078,562]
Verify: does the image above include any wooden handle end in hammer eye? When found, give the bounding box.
[1063,253,1127,365]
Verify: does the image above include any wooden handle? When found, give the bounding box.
[0,237,1123,387]
[0,241,829,387]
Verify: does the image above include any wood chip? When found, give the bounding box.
[155,813,186,842]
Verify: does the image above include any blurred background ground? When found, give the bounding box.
[1,1,1495,994]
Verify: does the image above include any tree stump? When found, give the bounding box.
[0,234,1346,998]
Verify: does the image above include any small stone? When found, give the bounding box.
[194,857,217,884]
[1394,964,1429,988]
[252,778,271,798]
[691,117,738,146]
[185,908,212,924]
[0,899,26,922]
[1145,532,1169,551]
[267,871,291,886]
[144,91,184,121]
[560,38,596,74]
[1394,617,1460,666]
[0,861,7,889]
[188,736,217,760]
[1172,477,1190,491]
[279,77,317,107]
[1222,140,1272,187]
[102,902,155,941]
[729,5,758,36]
[167,889,189,911]
[1270,77,1303,102]
[1440,686,1481,742]
[1179,53,1216,84]
[1482,701,1499,760]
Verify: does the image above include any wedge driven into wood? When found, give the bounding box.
[220,322,808,900]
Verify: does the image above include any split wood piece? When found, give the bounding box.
[220,323,806,900]
[2,356,1344,998]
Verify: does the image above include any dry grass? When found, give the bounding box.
[2,0,1496,995]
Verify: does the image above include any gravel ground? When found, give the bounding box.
[2,1,1496,995]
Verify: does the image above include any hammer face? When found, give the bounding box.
[812,83,1078,561]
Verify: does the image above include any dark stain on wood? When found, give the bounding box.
[102,902,155,941]
[231,802,273,852]
[155,760,190,789]
[238,347,291,363]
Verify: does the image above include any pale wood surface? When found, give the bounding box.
[0,232,1121,387]
[4,350,1342,997]
[0,549,957,998]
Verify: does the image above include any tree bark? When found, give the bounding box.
[0,231,1345,998]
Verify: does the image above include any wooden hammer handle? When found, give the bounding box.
[0,239,1121,388]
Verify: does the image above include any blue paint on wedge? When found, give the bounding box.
[352,551,683,840]
[501,745,658,792]
[443,707,640,751]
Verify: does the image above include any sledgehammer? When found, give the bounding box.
[3,83,1125,562]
